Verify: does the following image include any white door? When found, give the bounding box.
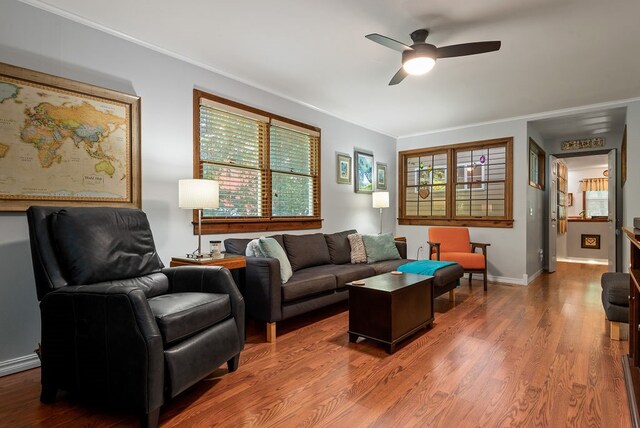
[608,149,617,271]
[548,155,558,272]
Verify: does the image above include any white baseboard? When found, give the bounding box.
[526,269,543,284]
[0,354,40,377]
[468,272,528,286]
[557,257,608,265]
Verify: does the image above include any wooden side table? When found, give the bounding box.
[170,253,246,269]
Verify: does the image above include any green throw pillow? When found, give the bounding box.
[258,237,293,284]
[361,233,401,263]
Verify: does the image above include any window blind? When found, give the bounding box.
[199,103,268,217]
[270,124,319,217]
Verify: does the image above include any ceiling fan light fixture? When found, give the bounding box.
[403,56,435,75]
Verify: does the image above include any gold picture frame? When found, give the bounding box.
[336,152,352,184]
[0,62,141,211]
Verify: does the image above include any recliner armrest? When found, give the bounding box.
[162,266,245,347]
[40,284,164,413]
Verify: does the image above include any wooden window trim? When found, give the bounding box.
[529,138,546,190]
[193,90,322,234]
[398,137,514,228]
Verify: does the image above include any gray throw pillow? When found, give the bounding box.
[258,237,293,283]
[245,239,264,257]
[347,233,367,264]
[361,233,401,263]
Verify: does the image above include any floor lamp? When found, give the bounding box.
[179,179,219,258]
[372,191,389,235]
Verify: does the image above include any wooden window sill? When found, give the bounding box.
[567,218,608,222]
[195,218,323,234]
[398,218,514,228]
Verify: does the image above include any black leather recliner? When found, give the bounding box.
[27,206,245,427]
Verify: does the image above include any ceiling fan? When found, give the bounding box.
[366,29,501,85]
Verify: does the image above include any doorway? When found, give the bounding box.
[553,153,613,267]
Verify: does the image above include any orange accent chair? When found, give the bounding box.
[427,227,490,291]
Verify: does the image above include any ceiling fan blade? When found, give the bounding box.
[436,41,501,59]
[366,33,412,52]
[389,68,408,86]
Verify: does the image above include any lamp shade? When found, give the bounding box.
[179,179,219,209]
[372,191,389,208]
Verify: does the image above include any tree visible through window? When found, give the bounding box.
[194,90,321,234]
[399,137,513,228]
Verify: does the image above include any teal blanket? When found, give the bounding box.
[397,260,457,276]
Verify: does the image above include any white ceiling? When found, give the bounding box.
[563,154,608,171]
[25,0,640,137]
[530,107,627,141]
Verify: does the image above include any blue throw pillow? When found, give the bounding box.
[361,233,401,263]
[258,237,293,284]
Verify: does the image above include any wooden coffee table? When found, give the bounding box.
[347,272,434,354]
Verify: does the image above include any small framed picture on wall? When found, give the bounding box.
[354,150,374,193]
[376,162,387,190]
[336,152,352,184]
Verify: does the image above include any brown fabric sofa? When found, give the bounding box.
[224,230,463,342]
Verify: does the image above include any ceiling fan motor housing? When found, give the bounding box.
[402,43,437,65]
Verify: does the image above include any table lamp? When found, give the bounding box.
[179,179,219,258]
[372,191,389,234]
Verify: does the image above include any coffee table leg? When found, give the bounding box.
[387,343,395,354]
[349,333,359,343]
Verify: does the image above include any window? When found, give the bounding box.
[585,191,608,217]
[529,138,545,190]
[580,177,609,218]
[399,137,513,228]
[195,90,321,233]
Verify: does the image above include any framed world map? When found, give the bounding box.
[0,62,141,211]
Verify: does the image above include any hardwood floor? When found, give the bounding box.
[0,262,630,427]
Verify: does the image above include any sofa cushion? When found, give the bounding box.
[329,264,376,288]
[368,259,411,275]
[324,230,357,265]
[224,235,285,255]
[224,238,252,255]
[282,266,337,302]
[258,238,292,283]
[284,233,331,271]
[148,292,230,346]
[50,207,163,285]
[348,233,367,264]
[362,233,401,263]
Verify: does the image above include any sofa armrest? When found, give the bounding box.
[244,257,282,323]
[40,284,163,414]
[162,266,245,347]
[394,240,407,259]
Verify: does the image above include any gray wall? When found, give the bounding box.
[0,1,396,372]
[397,120,529,284]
